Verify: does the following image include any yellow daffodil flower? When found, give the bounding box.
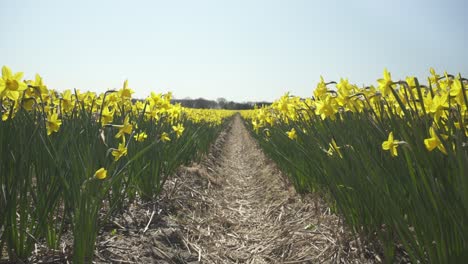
[314,76,327,99]
[0,66,27,101]
[252,120,261,133]
[101,106,115,125]
[160,132,171,142]
[112,138,128,161]
[46,112,62,135]
[327,138,343,158]
[382,132,400,157]
[286,128,297,140]
[450,78,465,106]
[424,127,448,155]
[115,116,133,139]
[315,95,338,120]
[429,67,440,89]
[94,168,107,180]
[118,80,134,100]
[377,68,393,96]
[133,132,148,142]
[27,74,49,99]
[172,123,184,138]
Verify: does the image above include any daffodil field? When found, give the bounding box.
[0,66,234,262]
[1,65,467,263]
[242,69,468,263]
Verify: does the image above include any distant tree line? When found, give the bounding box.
[171,97,271,110]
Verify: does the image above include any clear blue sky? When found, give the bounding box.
[2,0,467,102]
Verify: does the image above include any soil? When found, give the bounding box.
[27,115,379,263]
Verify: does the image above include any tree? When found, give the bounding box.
[216,97,227,109]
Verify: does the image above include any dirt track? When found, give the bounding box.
[90,115,376,263]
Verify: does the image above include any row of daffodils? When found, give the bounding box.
[242,69,468,263]
[0,66,234,262]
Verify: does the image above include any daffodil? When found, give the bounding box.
[327,138,343,158]
[315,95,338,120]
[0,66,27,101]
[382,132,400,157]
[115,116,133,139]
[46,112,62,135]
[405,76,416,88]
[440,71,453,90]
[172,123,184,138]
[160,132,171,142]
[429,67,440,89]
[377,68,393,96]
[112,138,128,161]
[101,106,115,125]
[424,127,448,154]
[94,168,107,180]
[424,93,448,121]
[60,89,75,113]
[314,76,328,100]
[1,101,18,121]
[27,74,49,100]
[286,128,297,140]
[167,104,182,121]
[21,98,35,111]
[83,91,97,112]
[252,120,261,133]
[449,78,465,106]
[133,132,148,142]
[337,78,353,97]
[118,80,134,100]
